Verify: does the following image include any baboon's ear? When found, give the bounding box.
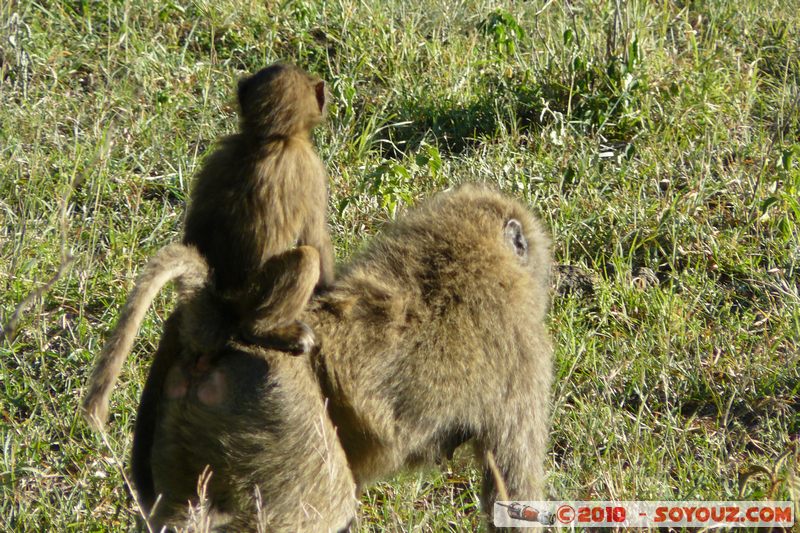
[504,219,528,262]
[315,80,327,113]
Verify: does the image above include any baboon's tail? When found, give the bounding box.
[81,243,208,431]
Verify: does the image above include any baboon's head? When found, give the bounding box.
[344,183,551,322]
[436,183,551,307]
[410,183,547,266]
[237,62,327,137]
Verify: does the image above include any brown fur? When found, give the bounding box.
[145,341,357,531]
[183,62,334,302]
[130,246,324,517]
[82,244,334,527]
[81,244,209,430]
[82,63,334,431]
[134,184,552,530]
[311,184,552,530]
[82,243,322,428]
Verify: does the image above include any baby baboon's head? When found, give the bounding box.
[237,62,327,137]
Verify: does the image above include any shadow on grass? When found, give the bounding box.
[377,59,647,160]
[378,83,550,158]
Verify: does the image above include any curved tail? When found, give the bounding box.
[81,243,209,431]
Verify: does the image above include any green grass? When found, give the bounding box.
[1,0,798,530]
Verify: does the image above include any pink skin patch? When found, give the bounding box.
[196,369,227,407]
[164,366,189,399]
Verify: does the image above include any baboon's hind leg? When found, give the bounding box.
[242,246,321,355]
[476,387,549,531]
[131,309,185,516]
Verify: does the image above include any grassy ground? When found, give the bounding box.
[1,0,798,530]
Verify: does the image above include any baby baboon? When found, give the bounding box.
[183,62,335,345]
[134,184,552,530]
[82,62,334,430]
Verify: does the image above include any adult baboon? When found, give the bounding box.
[311,183,552,526]
[144,332,358,532]
[134,184,552,531]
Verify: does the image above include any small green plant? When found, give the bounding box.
[357,144,443,217]
[414,143,444,185]
[360,161,415,217]
[479,9,525,57]
[566,31,646,139]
